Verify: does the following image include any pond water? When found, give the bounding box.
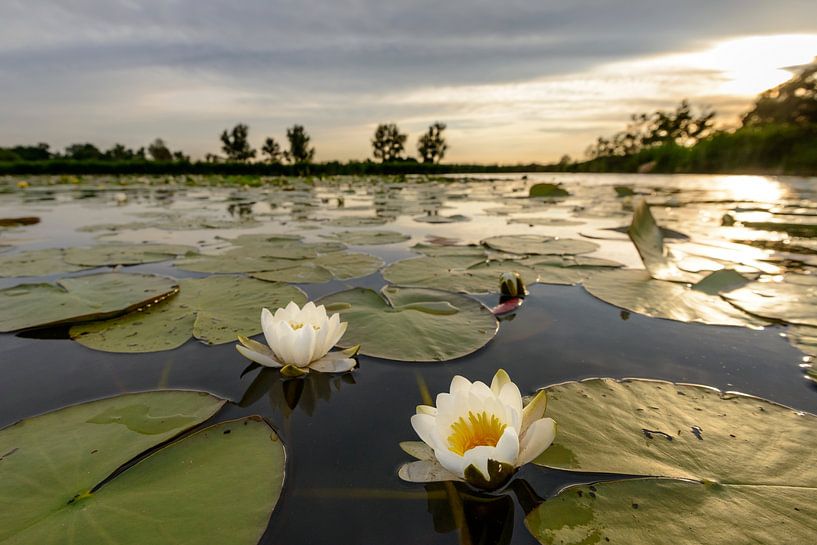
[1,173,815,544]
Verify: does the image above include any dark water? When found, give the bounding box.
[1,174,816,544]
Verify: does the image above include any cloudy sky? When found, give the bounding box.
[1,1,816,163]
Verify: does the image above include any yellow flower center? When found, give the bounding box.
[447,411,506,456]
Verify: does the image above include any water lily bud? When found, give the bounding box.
[499,272,526,299]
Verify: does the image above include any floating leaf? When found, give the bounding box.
[482,235,598,256]
[0,248,87,277]
[383,255,538,294]
[321,230,410,245]
[413,214,471,223]
[0,273,179,332]
[529,183,569,197]
[583,269,766,327]
[0,391,284,545]
[0,216,39,227]
[628,199,700,282]
[63,243,198,266]
[526,378,817,545]
[507,217,584,226]
[251,252,383,283]
[327,216,389,227]
[722,275,817,326]
[691,269,751,295]
[316,286,498,361]
[71,276,305,352]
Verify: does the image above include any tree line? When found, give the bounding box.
[0,122,448,166]
[568,56,817,174]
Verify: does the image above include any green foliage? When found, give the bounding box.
[417,122,448,163]
[65,142,105,161]
[372,123,407,162]
[220,123,257,162]
[285,124,315,164]
[262,136,283,164]
[586,100,715,159]
[743,57,817,126]
[147,138,173,161]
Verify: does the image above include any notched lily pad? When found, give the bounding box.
[63,243,199,266]
[628,199,700,283]
[529,183,570,198]
[482,235,598,256]
[70,276,306,352]
[0,248,87,277]
[0,272,179,332]
[316,286,498,361]
[583,269,766,328]
[321,230,410,245]
[722,275,817,327]
[526,378,817,545]
[0,391,285,545]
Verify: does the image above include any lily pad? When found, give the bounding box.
[316,286,498,361]
[507,217,585,227]
[0,391,285,545]
[321,230,410,245]
[722,275,817,326]
[482,235,598,256]
[251,252,383,283]
[529,183,570,198]
[63,243,198,266]
[327,216,389,227]
[583,269,766,327]
[0,248,87,277]
[628,199,700,283]
[413,214,471,224]
[0,273,179,332]
[526,378,817,545]
[383,255,539,294]
[70,276,306,352]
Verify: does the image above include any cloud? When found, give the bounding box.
[1,0,816,162]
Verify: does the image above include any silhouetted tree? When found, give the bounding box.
[147,139,173,161]
[104,143,145,161]
[262,137,283,164]
[586,101,715,158]
[371,123,407,162]
[172,150,190,162]
[743,57,817,127]
[65,143,104,161]
[417,122,448,163]
[285,125,315,164]
[5,143,52,161]
[220,124,256,162]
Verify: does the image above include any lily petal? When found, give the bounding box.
[411,413,439,451]
[517,417,556,466]
[309,354,356,373]
[490,369,511,395]
[522,390,548,434]
[398,460,463,484]
[235,343,282,368]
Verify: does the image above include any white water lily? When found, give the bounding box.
[401,369,556,490]
[236,301,359,375]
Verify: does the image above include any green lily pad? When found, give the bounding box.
[0,248,87,277]
[691,269,752,295]
[316,286,498,361]
[529,183,570,198]
[63,243,198,266]
[722,275,817,326]
[507,217,585,227]
[383,255,539,294]
[321,230,410,245]
[482,235,598,256]
[0,391,285,545]
[583,269,766,327]
[327,216,389,227]
[413,214,471,223]
[628,199,700,283]
[251,252,383,283]
[70,276,306,352]
[526,378,817,545]
[0,273,179,332]
[787,324,817,359]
